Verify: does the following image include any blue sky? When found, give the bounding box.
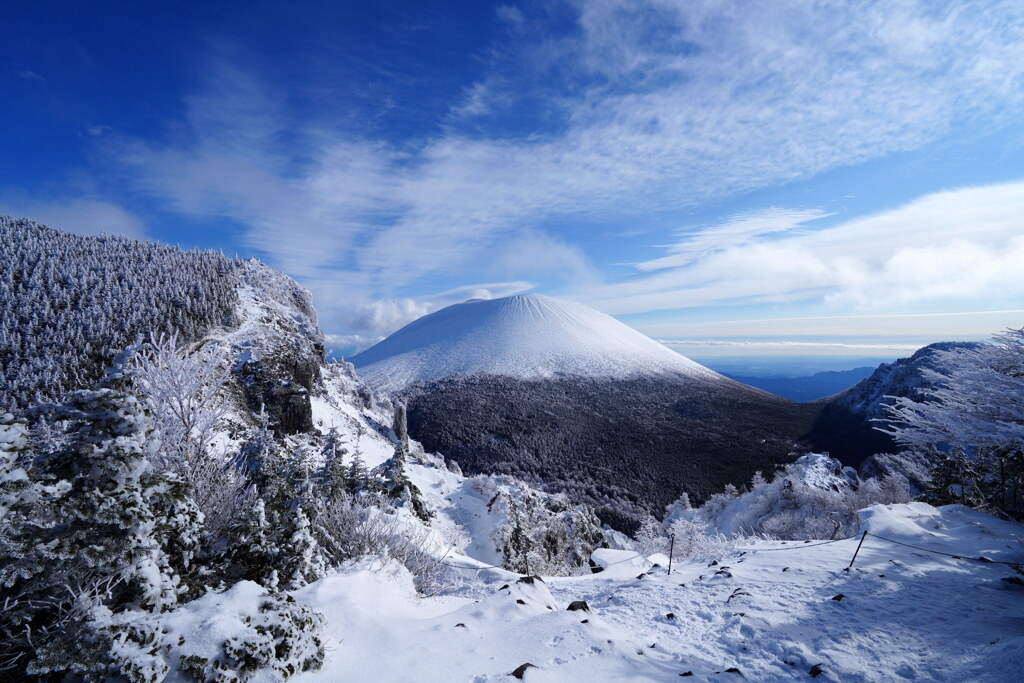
[4,0,1024,365]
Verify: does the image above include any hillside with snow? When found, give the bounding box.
[353,293,822,527]
[807,342,982,465]
[351,294,722,392]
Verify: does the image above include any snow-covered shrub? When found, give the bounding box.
[678,454,912,541]
[633,515,671,556]
[314,494,445,593]
[666,517,746,562]
[176,588,324,682]
[482,476,603,576]
[90,581,326,682]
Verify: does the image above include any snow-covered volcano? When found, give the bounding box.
[351,294,720,392]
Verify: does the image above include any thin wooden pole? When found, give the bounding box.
[846,530,868,571]
[667,534,675,576]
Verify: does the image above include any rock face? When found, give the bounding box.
[226,260,326,435]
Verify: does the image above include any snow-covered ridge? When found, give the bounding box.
[352,294,722,392]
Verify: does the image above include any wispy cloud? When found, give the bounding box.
[584,181,1024,316]
[0,197,146,238]
[17,70,45,82]
[637,209,832,272]
[114,1,1024,336]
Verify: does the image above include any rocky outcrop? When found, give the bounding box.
[223,260,326,435]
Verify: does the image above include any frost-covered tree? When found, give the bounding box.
[0,354,203,678]
[0,413,37,525]
[633,515,669,556]
[221,498,281,588]
[235,406,290,506]
[880,328,1024,517]
[133,333,244,539]
[278,506,328,590]
[0,217,239,410]
[318,424,349,493]
[485,478,602,576]
[132,333,231,468]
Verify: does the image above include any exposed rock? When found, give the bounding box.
[510,663,537,679]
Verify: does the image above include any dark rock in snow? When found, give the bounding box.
[831,594,845,602]
[510,662,537,679]
[810,663,824,677]
[665,612,676,620]
[567,600,590,612]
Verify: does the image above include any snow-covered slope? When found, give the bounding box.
[280,502,1023,682]
[352,294,721,392]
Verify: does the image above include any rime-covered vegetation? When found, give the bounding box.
[0,228,606,678]
[0,217,240,410]
[881,329,1024,519]
[658,453,913,544]
[805,341,982,465]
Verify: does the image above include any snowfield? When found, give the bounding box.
[162,500,1023,682]
[351,294,723,392]
[278,503,1022,682]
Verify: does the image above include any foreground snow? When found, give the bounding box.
[202,503,1022,682]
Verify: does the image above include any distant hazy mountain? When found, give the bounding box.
[353,294,818,528]
[723,367,876,402]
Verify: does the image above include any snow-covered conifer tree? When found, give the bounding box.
[278,506,328,589]
[0,352,202,678]
[222,497,280,588]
